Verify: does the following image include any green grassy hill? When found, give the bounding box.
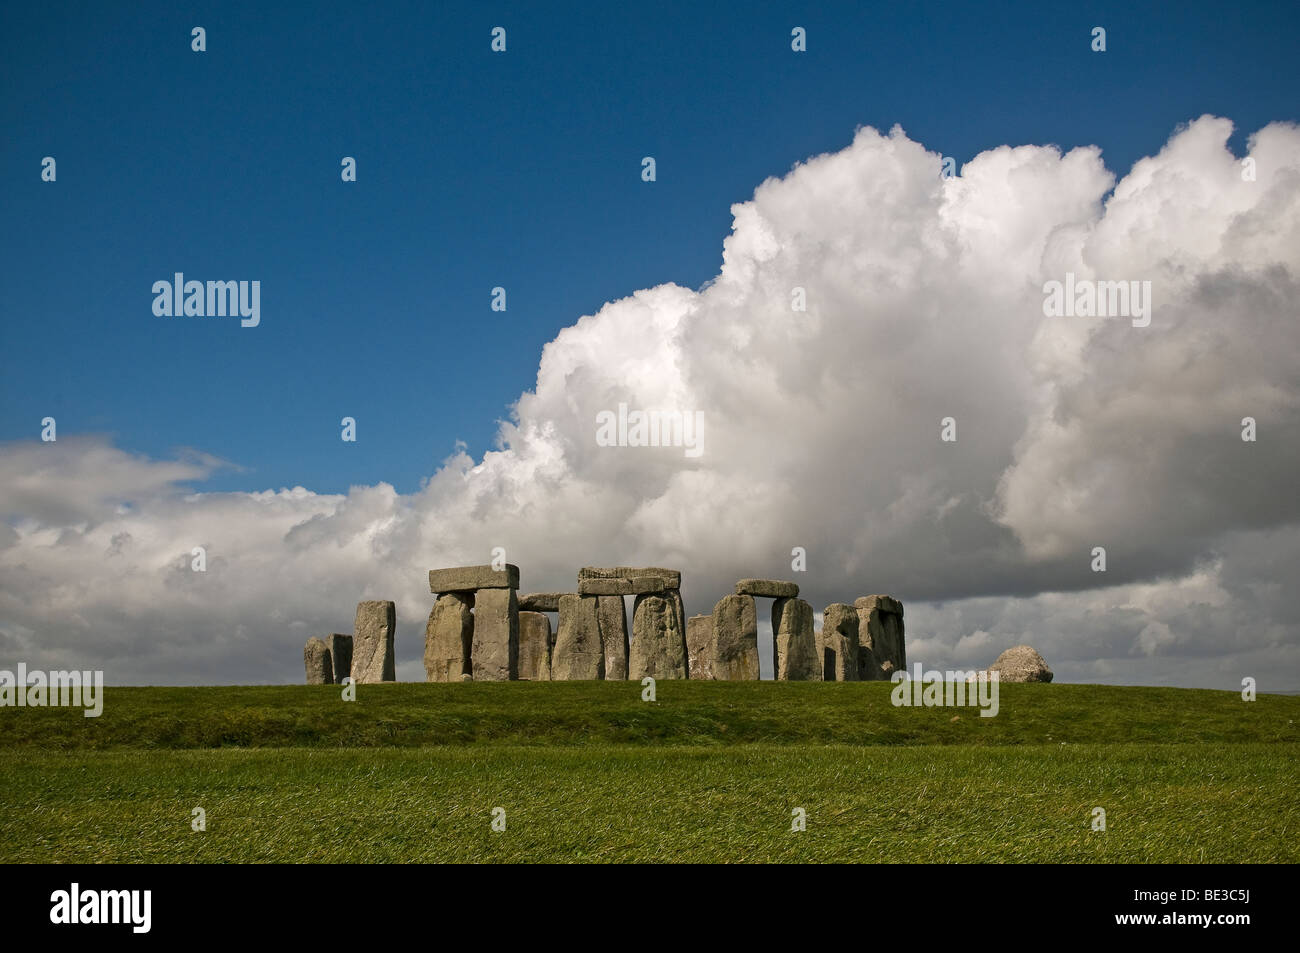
[2,683,1297,863]
[3,681,1297,749]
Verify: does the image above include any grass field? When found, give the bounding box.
[2,682,1297,862]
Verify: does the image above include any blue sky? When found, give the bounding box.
[3,0,1296,495]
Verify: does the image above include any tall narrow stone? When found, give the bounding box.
[711,594,759,680]
[820,604,860,682]
[598,596,629,680]
[327,633,353,684]
[472,588,518,681]
[629,593,687,679]
[304,637,333,684]
[424,591,473,682]
[352,600,396,683]
[772,597,818,680]
[686,615,715,680]
[552,594,605,680]
[517,610,553,681]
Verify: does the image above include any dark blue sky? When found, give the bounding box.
[3,0,1295,494]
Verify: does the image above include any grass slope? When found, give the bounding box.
[3,681,1297,749]
[2,683,1297,862]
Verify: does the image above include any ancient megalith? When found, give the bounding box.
[735,579,799,599]
[820,603,860,682]
[424,591,473,682]
[327,633,353,684]
[629,592,687,679]
[772,597,819,680]
[304,637,333,684]
[686,614,715,680]
[472,587,519,681]
[517,610,553,681]
[352,600,396,683]
[711,594,760,680]
[552,594,605,680]
[855,595,905,680]
[597,595,629,680]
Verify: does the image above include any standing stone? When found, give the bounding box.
[552,595,605,680]
[517,610,553,681]
[855,595,905,679]
[686,615,715,680]
[304,637,333,684]
[666,589,687,668]
[629,593,687,679]
[327,634,353,684]
[820,604,860,682]
[772,597,819,680]
[472,588,519,681]
[352,600,396,683]
[424,591,473,682]
[711,594,759,680]
[598,595,629,680]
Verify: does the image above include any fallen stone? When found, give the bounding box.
[517,611,553,681]
[424,591,473,682]
[772,597,819,680]
[985,645,1054,683]
[820,604,860,682]
[429,563,520,593]
[472,588,519,680]
[352,600,397,683]
[736,578,800,599]
[327,633,353,684]
[517,592,568,612]
[686,614,715,680]
[579,566,682,589]
[578,576,664,596]
[711,594,760,680]
[304,637,333,684]
[552,595,605,680]
[629,592,687,679]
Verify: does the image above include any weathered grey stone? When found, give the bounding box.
[736,578,800,599]
[629,592,687,679]
[424,591,473,682]
[598,595,629,680]
[772,597,819,680]
[304,637,333,684]
[552,595,605,680]
[327,633,353,684]
[686,615,715,680]
[352,600,396,683]
[517,611,553,681]
[518,591,568,612]
[472,588,518,680]
[854,595,904,617]
[579,566,682,589]
[666,589,686,658]
[711,594,759,680]
[820,604,860,682]
[985,645,1054,683]
[428,563,520,593]
[578,576,664,596]
[855,594,905,679]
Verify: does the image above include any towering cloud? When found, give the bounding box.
[2,116,1297,687]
